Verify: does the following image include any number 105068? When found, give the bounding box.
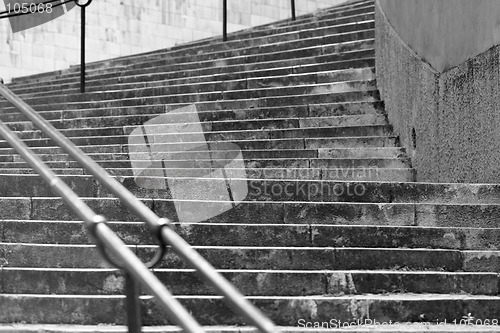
[6,2,53,14]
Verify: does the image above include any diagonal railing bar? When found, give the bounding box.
[0,83,279,333]
[0,114,204,333]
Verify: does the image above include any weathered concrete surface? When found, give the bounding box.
[2,294,500,326]
[378,0,500,72]
[375,0,500,183]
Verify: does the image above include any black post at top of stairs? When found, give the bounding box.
[76,0,93,93]
[223,0,227,41]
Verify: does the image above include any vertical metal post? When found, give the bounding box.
[222,0,227,41]
[80,4,86,93]
[291,0,296,21]
[125,273,142,333]
[76,0,92,93]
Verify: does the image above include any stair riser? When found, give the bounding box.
[0,136,395,153]
[5,221,500,251]
[3,270,497,296]
[0,245,470,271]
[0,151,322,163]
[1,193,499,228]
[1,295,498,326]
[2,175,500,205]
[0,148,403,163]
[0,167,415,182]
[0,158,405,174]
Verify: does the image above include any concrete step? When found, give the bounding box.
[0,145,400,161]
[0,195,499,228]
[0,158,409,175]
[0,136,397,154]
[0,167,414,181]
[0,243,492,271]
[0,147,405,163]
[0,293,498,326]
[3,176,500,205]
[4,221,499,250]
[3,268,499,296]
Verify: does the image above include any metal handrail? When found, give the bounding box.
[0,107,204,333]
[0,83,279,333]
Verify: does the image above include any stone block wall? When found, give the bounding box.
[0,0,346,82]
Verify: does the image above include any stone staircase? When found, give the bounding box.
[0,0,500,332]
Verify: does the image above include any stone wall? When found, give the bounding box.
[0,0,345,83]
[375,0,500,183]
[378,0,500,72]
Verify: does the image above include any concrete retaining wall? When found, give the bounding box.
[0,0,344,83]
[375,0,500,183]
[378,0,500,72]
